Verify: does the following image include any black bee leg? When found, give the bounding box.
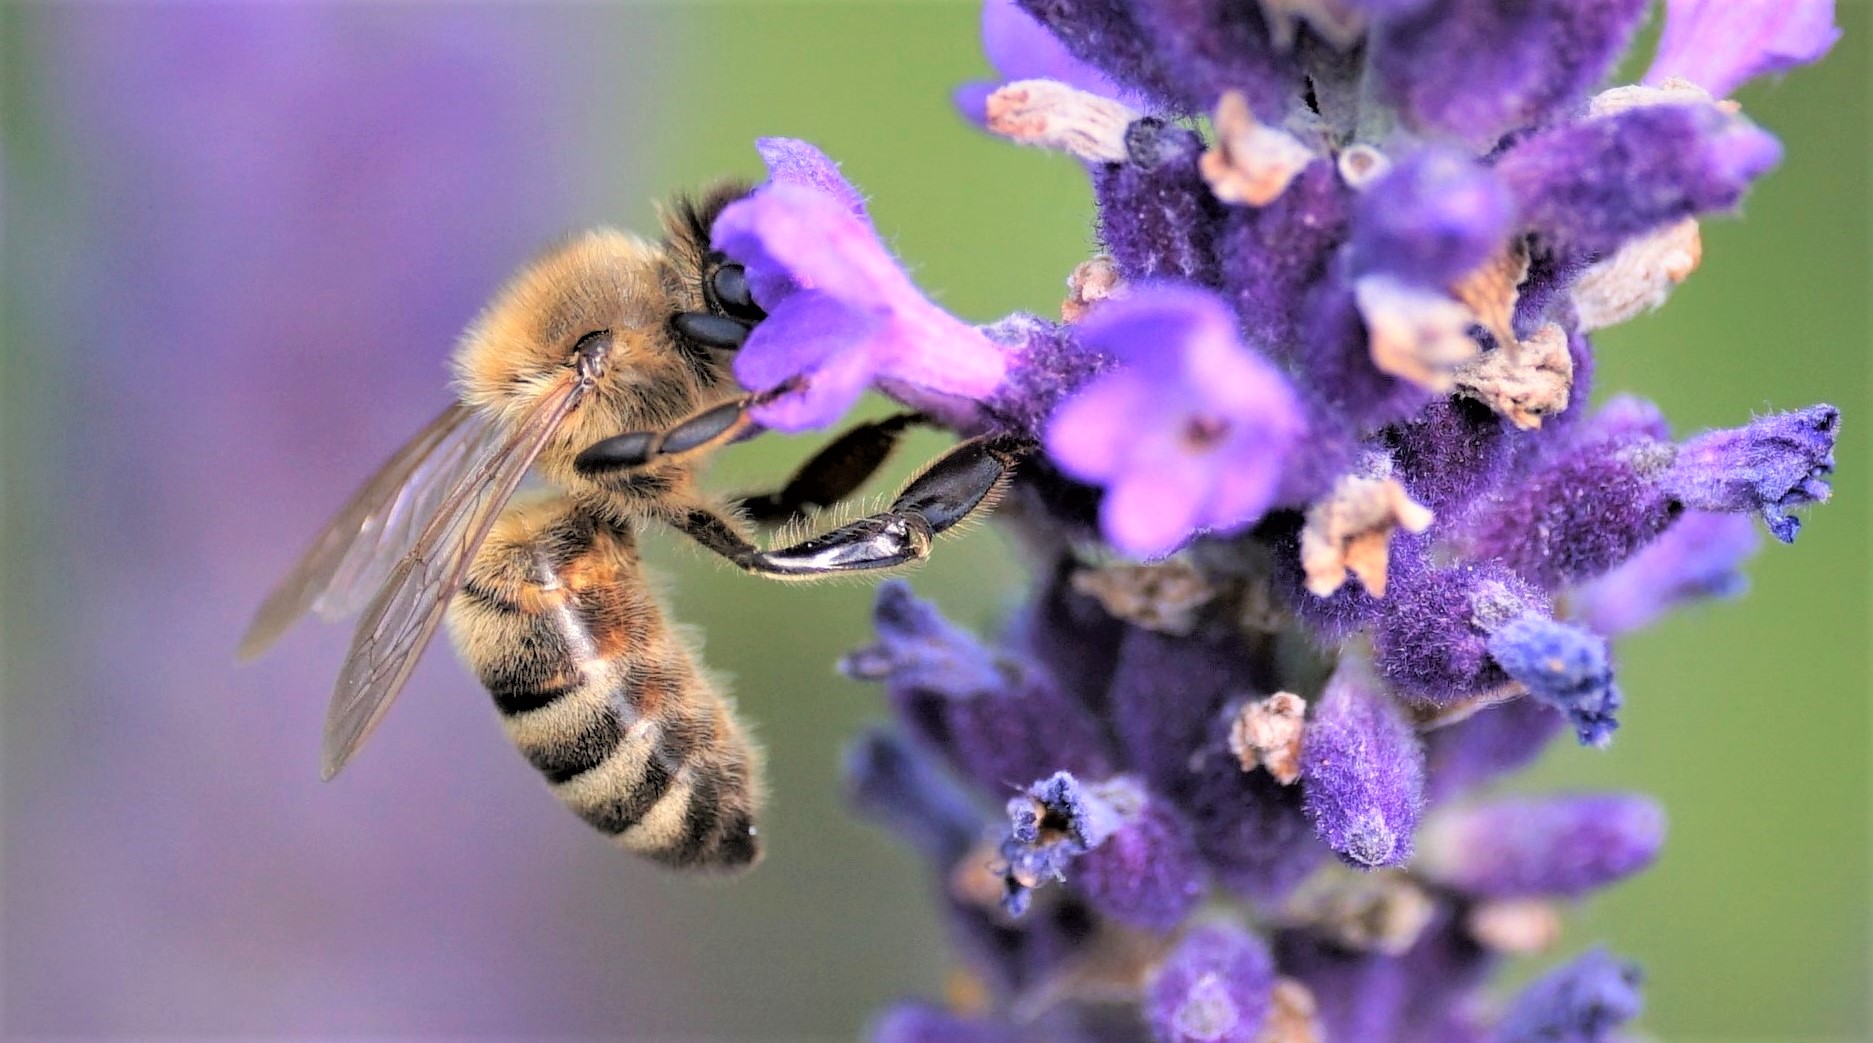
[672,312,752,350]
[573,379,803,476]
[737,413,929,525]
[674,435,1032,579]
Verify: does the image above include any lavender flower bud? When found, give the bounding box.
[1662,404,1839,543]
[844,581,1114,792]
[1371,0,1649,146]
[1144,924,1276,1043]
[1095,119,1225,285]
[1219,161,1351,358]
[1496,103,1782,259]
[1485,616,1622,748]
[1422,794,1665,898]
[1352,149,1515,288]
[1459,423,1680,590]
[1180,751,1329,904]
[1575,510,1759,636]
[1373,560,1547,704]
[999,773,1206,930]
[1423,697,1566,802]
[844,728,987,869]
[1299,657,1426,868]
[1645,0,1841,98]
[1128,0,1301,118]
[1383,396,1516,522]
[1108,628,1254,798]
[1496,948,1644,1043]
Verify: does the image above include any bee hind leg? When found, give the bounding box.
[672,435,1032,579]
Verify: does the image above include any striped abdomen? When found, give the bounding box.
[446,496,763,872]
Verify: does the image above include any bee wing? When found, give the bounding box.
[320,376,587,780]
[238,402,485,661]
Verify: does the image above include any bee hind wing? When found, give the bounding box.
[238,402,483,661]
[320,377,587,780]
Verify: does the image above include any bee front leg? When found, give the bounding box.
[572,379,804,476]
[671,435,1031,579]
[735,412,928,525]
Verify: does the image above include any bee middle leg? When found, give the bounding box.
[668,435,1032,579]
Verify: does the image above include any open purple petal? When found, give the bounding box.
[1645,0,1840,98]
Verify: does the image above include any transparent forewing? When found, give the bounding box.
[320,378,585,779]
[238,403,482,661]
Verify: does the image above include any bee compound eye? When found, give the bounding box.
[709,264,765,322]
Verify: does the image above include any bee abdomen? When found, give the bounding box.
[448,499,764,873]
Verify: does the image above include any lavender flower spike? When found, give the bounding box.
[1662,404,1839,543]
[713,139,1006,431]
[1496,948,1644,1043]
[1300,654,1426,869]
[1486,616,1623,748]
[1645,0,1841,99]
[998,773,1206,930]
[1045,283,1304,557]
[1420,794,1665,899]
[1145,924,1277,1043]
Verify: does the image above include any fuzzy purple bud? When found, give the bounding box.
[1180,750,1329,903]
[1576,511,1759,636]
[1497,948,1644,1043]
[981,313,1108,439]
[1459,423,1680,590]
[1095,120,1224,285]
[1352,149,1515,287]
[1486,616,1622,747]
[1383,397,1518,522]
[1220,161,1351,359]
[844,581,1114,792]
[1372,0,1649,146]
[1045,283,1304,557]
[1128,0,1301,118]
[1000,773,1206,930]
[1145,924,1276,1043]
[1497,104,1782,259]
[1662,405,1838,542]
[1374,561,1547,704]
[1423,697,1566,802]
[1646,0,1840,98]
[844,728,987,869]
[1300,658,1426,868]
[1424,794,1664,898]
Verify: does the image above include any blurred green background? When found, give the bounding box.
[2,2,1866,1040]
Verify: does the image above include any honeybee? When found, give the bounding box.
[242,184,1025,873]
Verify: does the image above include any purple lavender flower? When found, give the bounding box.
[712,140,1009,431]
[786,1,1849,1038]
[1646,0,1841,98]
[1044,283,1304,557]
[997,773,1205,929]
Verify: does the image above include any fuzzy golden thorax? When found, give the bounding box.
[450,227,739,490]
